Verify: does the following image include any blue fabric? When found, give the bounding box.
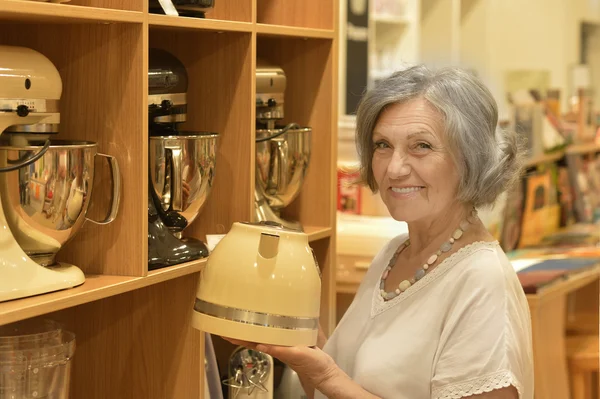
[518,257,600,274]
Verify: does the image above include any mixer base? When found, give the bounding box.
[148,220,209,270]
[0,260,85,302]
[254,195,303,232]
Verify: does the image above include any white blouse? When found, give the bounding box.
[316,235,534,399]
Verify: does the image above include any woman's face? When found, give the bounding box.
[371,98,461,223]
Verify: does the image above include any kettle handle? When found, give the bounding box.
[86,153,121,225]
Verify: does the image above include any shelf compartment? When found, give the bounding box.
[0,259,206,327]
[149,29,254,245]
[257,36,335,230]
[0,0,143,22]
[30,274,202,398]
[256,23,334,39]
[257,0,334,30]
[149,14,253,32]
[148,0,251,22]
[0,22,147,277]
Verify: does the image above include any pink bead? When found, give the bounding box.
[427,254,438,265]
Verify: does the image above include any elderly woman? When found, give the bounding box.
[229,65,534,399]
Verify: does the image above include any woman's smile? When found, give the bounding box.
[389,185,425,197]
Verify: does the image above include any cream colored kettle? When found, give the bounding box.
[191,221,321,346]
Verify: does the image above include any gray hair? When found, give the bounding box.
[355,64,525,207]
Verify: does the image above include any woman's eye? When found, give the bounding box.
[373,141,390,150]
[415,142,432,150]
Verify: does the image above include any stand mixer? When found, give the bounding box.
[254,61,312,231]
[0,45,86,301]
[148,48,218,270]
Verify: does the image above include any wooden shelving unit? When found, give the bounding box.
[0,0,338,397]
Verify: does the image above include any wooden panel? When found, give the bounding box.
[256,24,335,39]
[257,36,334,228]
[529,296,570,399]
[149,30,254,242]
[567,280,599,334]
[0,0,143,23]
[21,274,202,399]
[205,0,252,22]
[306,226,333,242]
[149,14,253,32]
[311,237,336,335]
[0,260,206,326]
[0,22,147,277]
[69,0,143,12]
[257,0,334,30]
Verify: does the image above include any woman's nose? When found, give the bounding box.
[387,151,411,178]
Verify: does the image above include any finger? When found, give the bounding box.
[221,337,257,349]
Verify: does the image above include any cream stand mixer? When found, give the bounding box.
[254,61,312,231]
[0,45,85,302]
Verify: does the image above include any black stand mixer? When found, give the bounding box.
[147,48,218,270]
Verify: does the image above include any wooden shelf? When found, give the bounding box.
[306,226,333,241]
[565,142,600,155]
[524,151,565,168]
[256,23,335,39]
[0,259,206,327]
[0,0,338,396]
[0,0,143,23]
[149,14,253,32]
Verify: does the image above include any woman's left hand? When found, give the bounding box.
[223,338,339,391]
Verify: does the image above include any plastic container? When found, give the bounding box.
[0,320,75,399]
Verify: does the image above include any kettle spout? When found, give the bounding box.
[258,233,279,259]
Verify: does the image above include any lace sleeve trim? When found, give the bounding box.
[432,370,522,399]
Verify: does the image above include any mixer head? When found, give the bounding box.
[0,45,62,138]
[256,60,286,127]
[148,48,188,135]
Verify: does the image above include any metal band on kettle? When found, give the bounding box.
[194,299,319,330]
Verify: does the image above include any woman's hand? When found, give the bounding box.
[223,338,339,392]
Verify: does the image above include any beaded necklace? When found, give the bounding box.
[379,208,479,301]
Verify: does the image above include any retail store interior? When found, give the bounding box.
[0,0,599,398]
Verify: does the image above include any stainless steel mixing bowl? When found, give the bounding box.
[0,140,120,266]
[255,126,311,210]
[149,133,218,236]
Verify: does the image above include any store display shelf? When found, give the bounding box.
[565,141,600,155]
[256,23,334,39]
[527,264,600,307]
[0,0,143,23]
[524,151,565,168]
[306,226,333,242]
[0,259,206,326]
[149,14,252,32]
